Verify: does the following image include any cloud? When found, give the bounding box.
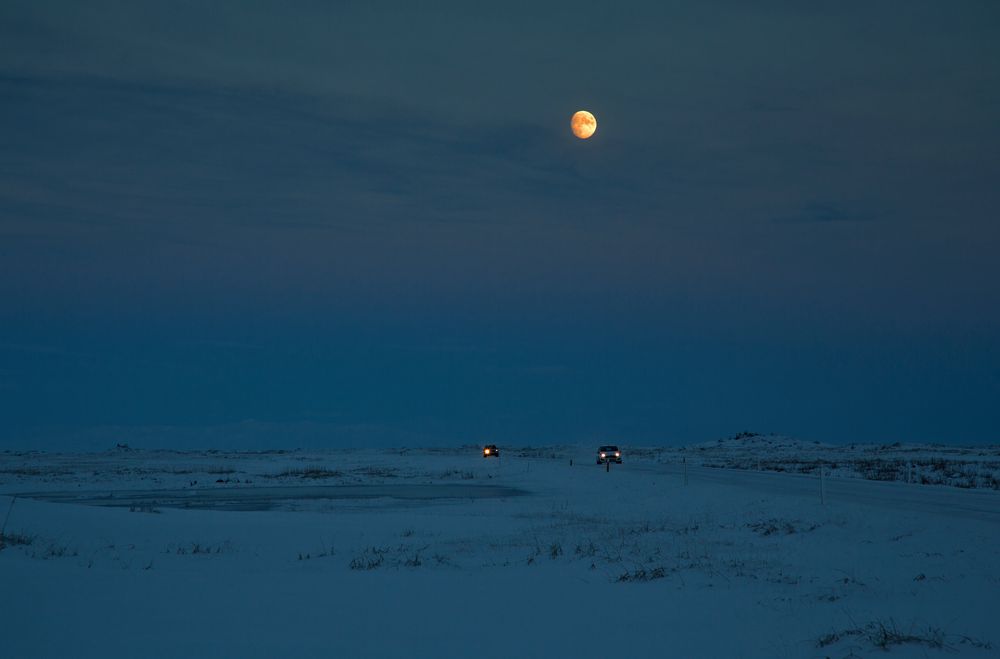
[772,202,874,224]
[0,73,650,232]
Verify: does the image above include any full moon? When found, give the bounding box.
[571,110,597,139]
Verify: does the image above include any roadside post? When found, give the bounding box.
[2,495,16,533]
[819,461,826,505]
[1,495,16,547]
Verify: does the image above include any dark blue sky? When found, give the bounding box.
[2,1,998,448]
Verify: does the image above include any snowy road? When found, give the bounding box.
[647,462,1000,523]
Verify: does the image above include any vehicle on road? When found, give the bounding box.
[597,445,622,464]
[483,444,500,458]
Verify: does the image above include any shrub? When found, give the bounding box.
[350,546,387,570]
[0,530,35,549]
[617,565,668,582]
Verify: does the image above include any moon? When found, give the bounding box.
[571,110,597,139]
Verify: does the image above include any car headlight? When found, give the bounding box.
[615,452,620,457]
[600,453,606,458]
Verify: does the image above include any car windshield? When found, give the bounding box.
[599,446,619,452]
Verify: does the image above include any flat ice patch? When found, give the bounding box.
[18,483,528,511]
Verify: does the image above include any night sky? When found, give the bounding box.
[2,1,998,449]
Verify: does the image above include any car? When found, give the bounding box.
[597,445,622,464]
[482,444,500,458]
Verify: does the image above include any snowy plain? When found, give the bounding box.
[1,441,998,659]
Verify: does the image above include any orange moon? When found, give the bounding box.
[571,110,597,139]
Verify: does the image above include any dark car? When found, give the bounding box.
[597,445,622,464]
[482,444,500,458]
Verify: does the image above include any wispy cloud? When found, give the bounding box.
[772,202,875,224]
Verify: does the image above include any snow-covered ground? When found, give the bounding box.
[668,433,1000,490]
[1,443,998,658]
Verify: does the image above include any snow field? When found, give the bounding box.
[1,446,997,658]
